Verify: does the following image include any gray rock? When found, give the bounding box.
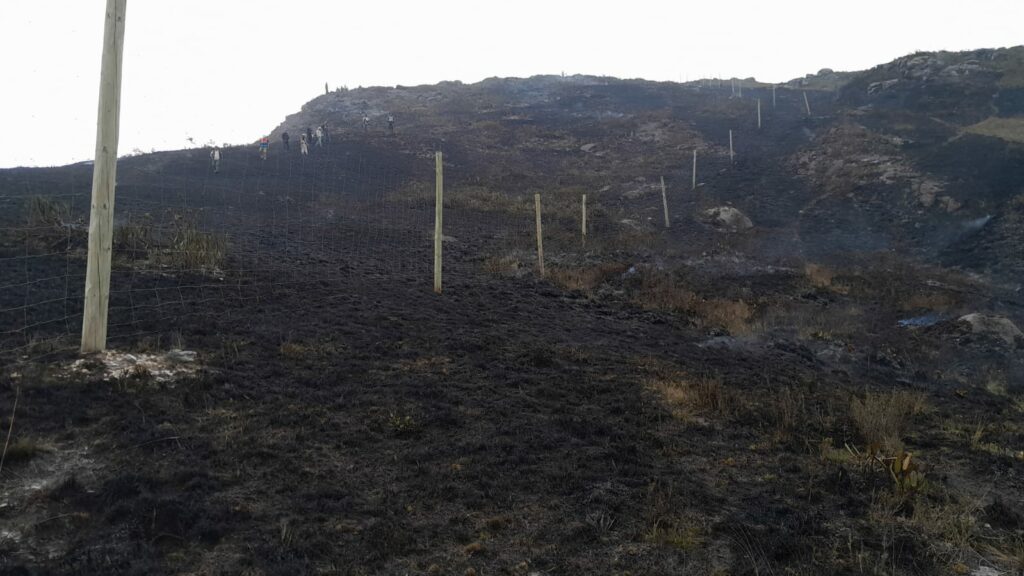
[868,79,900,94]
[701,206,753,231]
[959,314,1023,345]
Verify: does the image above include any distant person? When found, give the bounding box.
[300,133,309,156]
[209,147,221,173]
[258,136,269,160]
[315,125,324,147]
[362,114,370,132]
[306,126,314,144]
[387,114,394,134]
[322,122,331,144]
[281,131,291,151]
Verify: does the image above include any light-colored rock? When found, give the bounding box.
[959,313,1023,344]
[701,207,753,231]
[868,79,900,94]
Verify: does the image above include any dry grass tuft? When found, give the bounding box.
[804,263,836,288]
[851,390,929,451]
[164,215,226,272]
[548,263,628,293]
[630,270,754,335]
[964,117,1024,143]
[647,374,738,423]
[27,196,70,228]
[1,438,45,466]
[482,254,522,276]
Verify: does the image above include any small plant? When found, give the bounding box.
[387,412,417,436]
[113,364,154,393]
[884,449,926,498]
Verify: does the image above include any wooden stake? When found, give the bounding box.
[81,0,128,354]
[534,193,545,277]
[433,151,443,294]
[692,149,697,190]
[804,91,811,117]
[581,193,588,245]
[660,176,670,228]
[757,99,762,129]
[0,387,20,475]
[729,130,735,163]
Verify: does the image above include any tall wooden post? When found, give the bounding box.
[81,0,128,354]
[534,194,545,277]
[804,91,812,117]
[660,176,670,228]
[433,151,443,294]
[692,149,697,190]
[729,130,735,163]
[581,193,588,245]
[757,99,762,129]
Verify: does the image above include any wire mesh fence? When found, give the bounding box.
[0,83,810,364]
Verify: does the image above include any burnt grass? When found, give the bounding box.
[2,70,1024,576]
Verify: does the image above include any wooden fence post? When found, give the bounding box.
[433,151,443,294]
[757,99,762,129]
[534,193,545,277]
[81,0,128,354]
[660,176,670,228]
[729,130,735,163]
[581,193,587,245]
[692,149,697,190]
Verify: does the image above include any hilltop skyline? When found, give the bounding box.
[1,0,1022,168]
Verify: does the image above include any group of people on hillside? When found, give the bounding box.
[358,111,393,132]
[209,113,399,171]
[278,123,332,158]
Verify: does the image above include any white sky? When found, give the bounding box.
[1,0,1022,168]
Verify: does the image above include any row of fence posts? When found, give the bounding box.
[430,85,815,287]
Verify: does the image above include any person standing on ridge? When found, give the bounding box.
[315,125,324,148]
[209,147,221,173]
[281,131,291,151]
[362,114,370,132]
[387,114,395,134]
[258,136,269,160]
[306,126,314,145]
[322,122,330,144]
[300,134,309,156]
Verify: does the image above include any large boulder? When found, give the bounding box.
[701,207,753,231]
[958,313,1023,345]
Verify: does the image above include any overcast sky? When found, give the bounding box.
[1,0,1022,168]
